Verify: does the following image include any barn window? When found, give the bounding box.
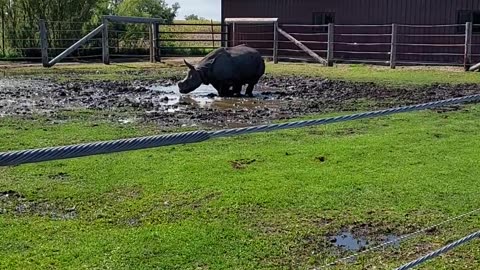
[457,10,480,33]
[312,12,335,32]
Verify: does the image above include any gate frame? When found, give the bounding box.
[224,18,279,64]
[40,15,164,67]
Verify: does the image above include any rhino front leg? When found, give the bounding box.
[245,83,256,97]
[217,83,232,97]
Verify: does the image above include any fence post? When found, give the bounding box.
[211,20,215,49]
[273,21,279,64]
[39,19,49,67]
[390,23,398,69]
[102,17,110,65]
[1,6,5,57]
[464,22,472,71]
[327,23,334,66]
[232,22,236,46]
[225,23,229,47]
[157,24,162,62]
[220,22,225,47]
[152,23,159,62]
[149,23,154,63]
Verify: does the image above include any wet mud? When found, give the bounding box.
[0,190,77,220]
[1,76,479,128]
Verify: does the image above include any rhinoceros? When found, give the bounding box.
[178,45,265,97]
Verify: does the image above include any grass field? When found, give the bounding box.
[4,61,480,86]
[1,63,480,269]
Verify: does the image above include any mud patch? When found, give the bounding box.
[0,190,77,220]
[230,159,257,169]
[435,105,462,113]
[48,172,70,181]
[329,232,400,251]
[106,186,143,202]
[0,190,24,199]
[329,232,368,251]
[326,222,401,253]
[1,76,479,129]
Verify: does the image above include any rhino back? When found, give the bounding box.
[212,46,264,82]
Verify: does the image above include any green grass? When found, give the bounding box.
[267,63,480,86]
[1,63,480,268]
[4,61,480,86]
[1,62,185,82]
[1,105,480,269]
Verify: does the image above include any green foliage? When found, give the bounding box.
[116,0,178,22]
[0,0,102,57]
[185,14,206,21]
[0,0,180,59]
[159,20,221,57]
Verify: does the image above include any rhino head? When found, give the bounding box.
[178,60,203,94]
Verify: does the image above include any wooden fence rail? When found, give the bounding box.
[2,18,480,71]
[234,22,475,70]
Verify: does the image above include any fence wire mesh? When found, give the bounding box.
[1,18,480,67]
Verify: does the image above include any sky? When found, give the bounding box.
[165,0,221,21]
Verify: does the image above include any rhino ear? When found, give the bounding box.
[184,59,195,71]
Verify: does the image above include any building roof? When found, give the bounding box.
[224,18,278,24]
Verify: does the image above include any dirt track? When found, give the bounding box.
[1,76,479,128]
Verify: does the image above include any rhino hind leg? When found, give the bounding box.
[232,83,243,97]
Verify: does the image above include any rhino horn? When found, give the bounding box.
[183,59,195,71]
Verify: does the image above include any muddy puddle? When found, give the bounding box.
[150,83,284,111]
[1,76,479,128]
[331,232,368,251]
[330,232,400,251]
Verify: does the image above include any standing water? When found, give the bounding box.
[148,84,284,112]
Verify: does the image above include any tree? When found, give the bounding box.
[0,0,181,58]
[1,0,104,57]
[114,0,179,52]
[116,0,179,22]
[185,14,199,21]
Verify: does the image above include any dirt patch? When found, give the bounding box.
[435,105,463,113]
[291,220,402,261]
[106,186,144,202]
[322,221,402,253]
[230,159,257,169]
[163,191,222,210]
[0,190,24,199]
[48,172,70,181]
[0,190,77,220]
[329,232,368,251]
[1,76,479,129]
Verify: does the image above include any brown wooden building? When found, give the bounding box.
[221,0,480,65]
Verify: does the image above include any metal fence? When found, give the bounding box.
[107,21,224,60]
[0,19,225,63]
[230,22,480,69]
[158,22,225,57]
[0,20,102,63]
[1,18,480,70]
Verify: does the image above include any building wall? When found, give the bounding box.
[223,0,480,25]
[222,0,480,65]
